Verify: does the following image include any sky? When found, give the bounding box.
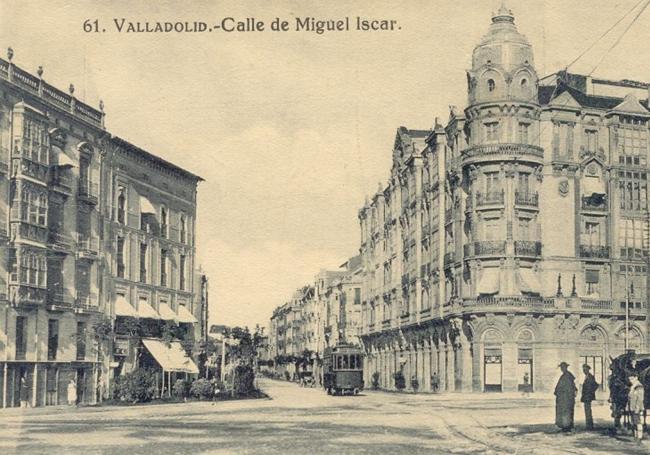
[1,0,650,329]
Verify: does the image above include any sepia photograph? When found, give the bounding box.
[0,0,650,453]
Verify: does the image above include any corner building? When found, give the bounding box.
[359,6,649,393]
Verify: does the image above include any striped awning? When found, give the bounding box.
[115,295,138,318]
[177,304,198,324]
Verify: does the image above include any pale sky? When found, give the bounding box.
[1,0,649,329]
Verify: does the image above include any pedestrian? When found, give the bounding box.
[431,372,439,393]
[580,364,598,430]
[67,377,77,406]
[554,361,577,432]
[19,375,29,408]
[522,372,531,398]
[628,372,645,444]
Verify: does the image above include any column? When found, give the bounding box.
[446,344,455,392]
[424,344,431,392]
[439,343,447,392]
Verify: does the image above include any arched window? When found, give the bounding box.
[180,214,186,243]
[487,79,496,92]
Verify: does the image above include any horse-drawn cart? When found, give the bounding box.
[609,352,650,433]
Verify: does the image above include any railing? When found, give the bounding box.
[515,191,539,207]
[462,143,545,162]
[581,196,607,211]
[420,307,432,318]
[49,231,74,248]
[514,240,542,257]
[76,233,100,254]
[444,251,456,264]
[400,313,410,323]
[78,181,99,202]
[465,241,507,257]
[476,190,504,206]
[49,169,74,190]
[76,293,99,311]
[49,291,75,308]
[0,57,104,128]
[14,156,49,182]
[461,296,555,310]
[14,222,48,244]
[579,244,610,259]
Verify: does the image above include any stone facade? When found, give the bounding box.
[358,6,649,394]
[0,49,203,407]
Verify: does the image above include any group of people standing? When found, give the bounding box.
[554,361,645,443]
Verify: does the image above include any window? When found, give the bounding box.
[161,207,168,238]
[585,129,598,152]
[520,78,528,90]
[15,316,27,360]
[117,187,126,224]
[354,288,361,305]
[485,171,500,194]
[8,249,17,283]
[617,125,647,166]
[518,123,529,144]
[47,319,58,361]
[22,118,48,164]
[179,254,186,290]
[76,321,86,360]
[160,248,167,287]
[517,173,530,194]
[553,122,574,158]
[140,242,147,283]
[116,236,125,278]
[485,218,501,241]
[619,218,647,258]
[583,221,601,246]
[518,218,530,241]
[618,171,647,211]
[585,269,599,297]
[19,188,47,226]
[17,252,46,286]
[180,215,186,243]
[487,79,495,92]
[79,157,90,195]
[485,122,500,142]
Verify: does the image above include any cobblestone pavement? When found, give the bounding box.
[0,379,647,454]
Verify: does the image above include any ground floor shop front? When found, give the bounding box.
[0,361,98,408]
[361,311,646,394]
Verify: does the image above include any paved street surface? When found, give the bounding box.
[0,378,648,454]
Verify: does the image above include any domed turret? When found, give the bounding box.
[467,2,537,105]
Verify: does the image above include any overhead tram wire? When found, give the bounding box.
[528,0,650,147]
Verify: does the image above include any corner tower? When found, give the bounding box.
[463,3,544,298]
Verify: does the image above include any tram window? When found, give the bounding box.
[341,355,349,369]
[350,355,356,369]
[355,355,361,369]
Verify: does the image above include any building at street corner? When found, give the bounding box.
[268,256,362,380]
[0,48,204,408]
[358,5,649,394]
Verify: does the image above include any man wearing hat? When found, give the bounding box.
[580,364,598,430]
[628,372,645,443]
[554,361,577,432]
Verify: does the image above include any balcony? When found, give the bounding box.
[9,284,46,308]
[476,190,504,207]
[514,240,542,257]
[444,251,456,265]
[515,191,539,208]
[18,156,49,182]
[10,221,48,244]
[76,234,99,259]
[581,195,607,212]
[579,244,610,259]
[465,241,507,257]
[47,291,75,310]
[48,231,74,251]
[462,143,545,165]
[49,169,74,193]
[78,181,99,205]
[76,293,100,313]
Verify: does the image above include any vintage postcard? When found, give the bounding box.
[0,0,649,453]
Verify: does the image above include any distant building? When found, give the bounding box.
[358,6,649,394]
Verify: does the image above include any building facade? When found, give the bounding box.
[358,6,649,394]
[0,49,204,408]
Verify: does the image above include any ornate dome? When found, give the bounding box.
[472,3,534,72]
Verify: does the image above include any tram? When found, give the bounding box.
[323,343,364,395]
[609,351,650,431]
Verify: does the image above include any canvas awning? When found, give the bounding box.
[158,303,177,321]
[177,304,198,324]
[139,195,156,215]
[518,268,541,294]
[115,295,138,318]
[137,301,161,319]
[583,176,605,197]
[477,268,500,295]
[54,150,76,168]
[142,338,199,374]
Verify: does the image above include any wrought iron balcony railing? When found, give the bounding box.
[579,244,610,259]
[515,191,539,207]
[476,190,504,206]
[514,240,542,257]
[465,240,507,257]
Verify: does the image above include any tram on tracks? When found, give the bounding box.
[322,343,364,395]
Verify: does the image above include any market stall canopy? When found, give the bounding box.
[115,295,138,318]
[142,338,199,374]
[139,195,156,215]
[177,304,198,324]
[158,303,177,321]
[137,301,161,319]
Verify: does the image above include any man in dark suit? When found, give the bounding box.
[580,364,599,430]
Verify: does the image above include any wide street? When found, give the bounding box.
[0,378,647,455]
